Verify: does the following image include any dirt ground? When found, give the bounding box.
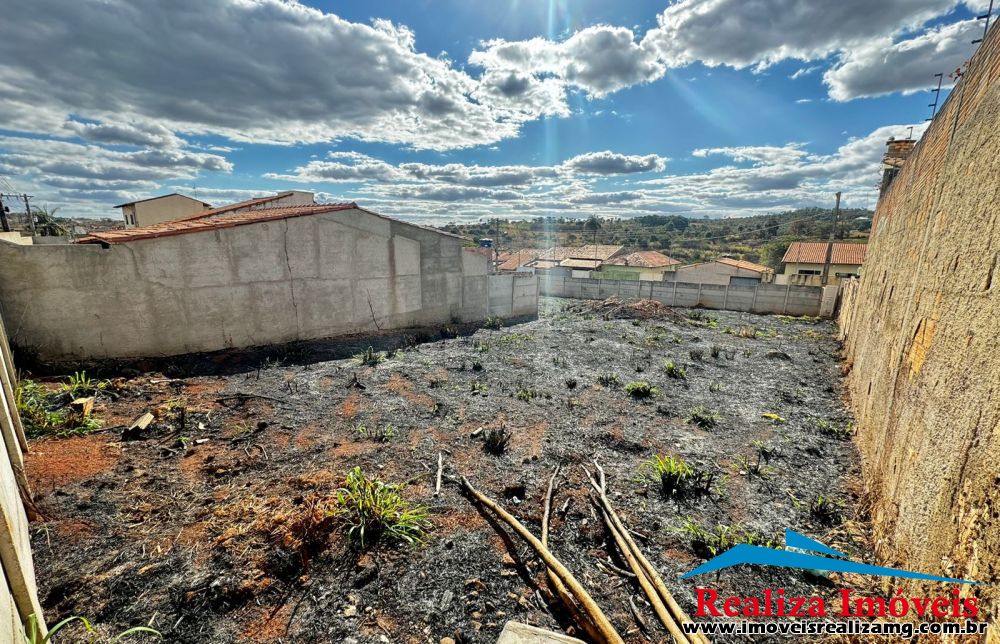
[25,297,869,643]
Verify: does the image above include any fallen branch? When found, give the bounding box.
[542,467,604,643]
[460,475,624,644]
[586,462,707,644]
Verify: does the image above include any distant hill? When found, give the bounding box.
[440,207,872,269]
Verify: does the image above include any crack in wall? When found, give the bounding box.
[282,220,301,334]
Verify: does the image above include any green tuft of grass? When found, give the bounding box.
[624,381,658,399]
[663,361,687,380]
[641,455,716,498]
[353,346,386,366]
[356,423,396,442]
[816,419,853,440]
[335,467,430,548]
[685,405,720,429]
[679,520,776,558]
[514,387,537,402]
[597,373,621,387]
[483,315,503,330]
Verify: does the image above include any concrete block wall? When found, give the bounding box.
[539,275,828,317]
[839,22,1000,623]
[0,209,538,361]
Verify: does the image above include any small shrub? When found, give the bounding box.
[689,349,704,362]
[624,381,657,399]
[641,455,716,498]
[708,381,721,393]
[62,371,108,398]
[482,427,512,454]
[751,439,781,462]
[515,388,537,402]
[710,345,722,359]
[564,378,578,389]
[686,405,720,429]
[809,495,842,526]
[597,373,621,387]
[680,520,775,558]
[735,326,759,339]
[816,419,853,440]
[483,315,503,330]
[335,467,430,548]
[440,325,459,339]
[663,361,687,379]
[356,423,396,442]
[470,381,489,395]
[354,346,386,367]
[22,614,161,644]
[736,453,773,479]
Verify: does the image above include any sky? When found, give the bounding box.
[0,0,991,224]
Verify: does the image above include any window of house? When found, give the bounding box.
[835,272,858,278]
[797,269,821,275]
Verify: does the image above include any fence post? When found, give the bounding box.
[672,281,678,306]
[722,285,730,310]
[751,285,759,313]
[697,282,703,307]
[782,284,790,314]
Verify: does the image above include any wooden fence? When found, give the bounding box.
[0,310,45,639]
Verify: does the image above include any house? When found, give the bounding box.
[116,190,317,229]
[777,242,866,285]
[0,202,537,361]
[595,250,680,281]
[528,244,625,277]
[116,193,212,228]
[670,257,774,286]
[497,249,542,273]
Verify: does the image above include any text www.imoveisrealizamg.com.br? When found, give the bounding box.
[682,619,988,639]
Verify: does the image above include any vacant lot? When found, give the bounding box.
[25,297,864,643]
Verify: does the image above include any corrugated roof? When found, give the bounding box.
[717,257,772,273]
[782,242,867,265]
[77,203,358,244]
[605,250,680,268]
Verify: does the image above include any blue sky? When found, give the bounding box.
[0,0,991,222]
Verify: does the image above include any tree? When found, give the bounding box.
[31,207,67,237]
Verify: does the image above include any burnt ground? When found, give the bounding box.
[25,297,872,643]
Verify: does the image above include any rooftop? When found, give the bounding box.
[78,203,358,244]
[114,192,212,208]
[497,249,541,271]
[716,257,773,273]
[604,250,680,268]
[172,191,302,222]
[536,244,624,262]
[782,242,867,265]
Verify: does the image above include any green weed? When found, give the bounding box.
[335,467,430,548]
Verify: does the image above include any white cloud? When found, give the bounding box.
[790,66,821,80]
[562,151,667,175]
[824,19,980,100]
[641,0,965,70]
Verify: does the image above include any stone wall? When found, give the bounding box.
[0,208,538,361]
[838,22,1000,622]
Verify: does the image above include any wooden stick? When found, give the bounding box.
[434,452,443,496]
[542,468,604,643]
[589,493,686,644]
[586,462,708,644]
[460,475,624,644]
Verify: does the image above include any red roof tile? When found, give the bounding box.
[604,250,680,268]
[717,257,772,273]
[77,203,358,244]
[782,242,867,265]
[498,249,541,270]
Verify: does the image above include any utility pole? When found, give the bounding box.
[22,194,35,235]
[0,196,10,232]
[821,191,841,286]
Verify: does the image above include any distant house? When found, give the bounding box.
[595,250,680,281]
[778,242,866,285]
[116,190,316,229]
[671,257,774,286]
[529,244,625,277]
[497,249,542,273]
[116,193,212,228]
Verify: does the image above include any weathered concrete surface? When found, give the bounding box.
[839,23,1000,626]
[0,208,538,361]
[496,622,585,643]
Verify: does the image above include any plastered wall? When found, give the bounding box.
[839,22,1000,624]
[0,208,537,361]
